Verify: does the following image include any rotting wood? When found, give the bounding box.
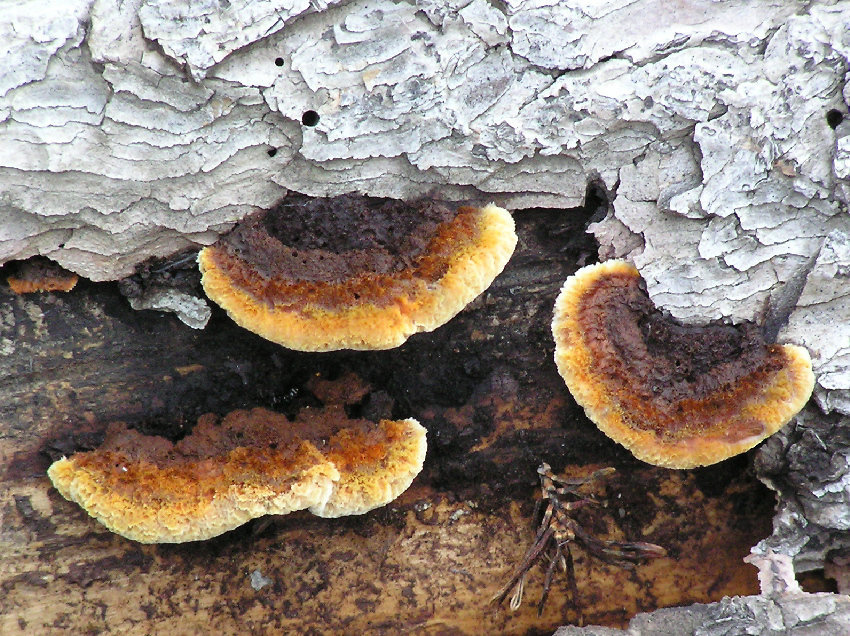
[2,1,849,632]
[1,206,774,634]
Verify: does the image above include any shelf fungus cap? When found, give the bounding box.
[48,408,426,543]
[551,260,814,469]
[7,257,78,294]
[198,195,517,351]
[308,416,427,518]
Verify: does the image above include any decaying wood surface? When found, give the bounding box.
[2,1,850,632]
[1,209,775,634]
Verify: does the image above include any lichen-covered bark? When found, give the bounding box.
[2,2,846,282]
[2,0,850,632]
[554,593,850,636]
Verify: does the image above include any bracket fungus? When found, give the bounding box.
[48,406,426,543]
[7,257,78,294]
[551,260,814,469]
[198,195,517,351]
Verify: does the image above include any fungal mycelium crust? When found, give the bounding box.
[552,260,814,468]
[48,407,426,543]
[198,195,517,351]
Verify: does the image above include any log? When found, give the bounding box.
[1,1,849,633]
[2,207,775,633]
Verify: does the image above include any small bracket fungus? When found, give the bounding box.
[7,257,78,294]
[198,194,517,351]
[48,407,426,543]
[551,260,815,468]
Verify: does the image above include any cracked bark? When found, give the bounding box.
[1,1,849,634]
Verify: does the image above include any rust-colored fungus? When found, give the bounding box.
[297,407,427,518]
[551,260,814,468]
[7,257,78,294]
[198,195,517,351]
[48,407,426,543]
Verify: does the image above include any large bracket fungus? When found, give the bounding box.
[198,195,517,351]
[48,406,426,543]
[552,260,814,469]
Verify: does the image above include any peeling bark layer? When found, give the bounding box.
[1,3,846,286]
[554,593,850,636]
[2,1,850,632]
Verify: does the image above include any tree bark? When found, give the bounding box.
[1,1,849,633]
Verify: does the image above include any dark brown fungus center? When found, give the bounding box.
[197,194,517,351]
[222,195,460,284]
[553,260,814,468]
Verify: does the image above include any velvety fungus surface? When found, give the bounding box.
[48,407,426,543]
[551,260,814,468]
[198,195,517,351]
[7,257,78,294]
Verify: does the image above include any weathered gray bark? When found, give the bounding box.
[554,593,850,636]
[2,1,850,633]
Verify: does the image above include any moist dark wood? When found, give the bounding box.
[578,270,786,436]
[0,204,774,634]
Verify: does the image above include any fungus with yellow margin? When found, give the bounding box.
[292,405,428,518]
[551,260,814,469]
[7,257,78,294]
[48,407,426,543]
[198,195,517,351]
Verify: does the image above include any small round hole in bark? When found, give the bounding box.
[301,110,320,127]
[267,148,278,157]
[274,57,284,67]
[826,109,844,129]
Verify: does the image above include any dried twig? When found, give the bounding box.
[492,463,666,618]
